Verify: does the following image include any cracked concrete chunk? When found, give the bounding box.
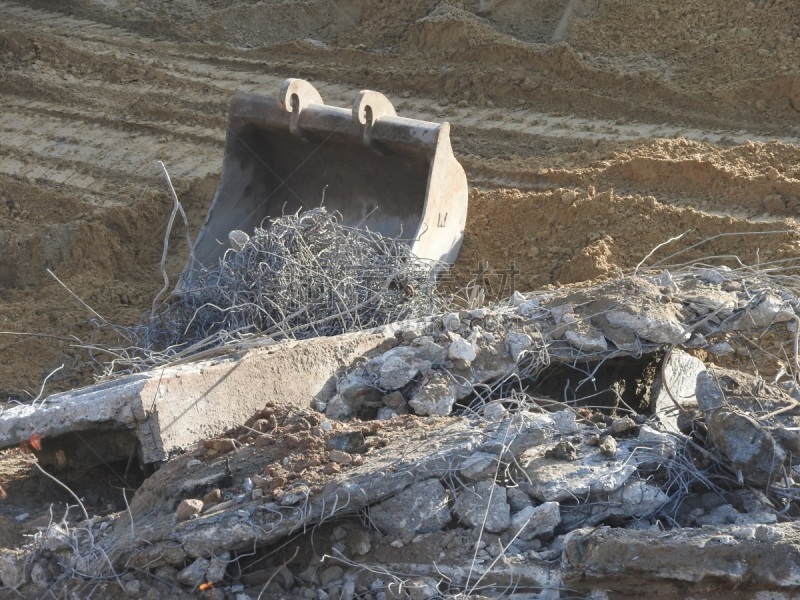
[696,370,786,486]
[551,410,579,434]
[405,577,439,600]
[206,551,230,583]
[564,525,800,589]
[507,487,533,513]
[704,407,784,487]
[442,312,461,332]
[739,293,795,328]
[480,412,553,457]
[329,369,382,417]
[637,425,677,459]
[696,268,725,285]
[509,501,561,540]
[0,551,27,588]
[409,374,458,416]
[370,479,451,536]
[325,394,353,420]
[409,336,448,362]
[42,524,72,552]
[453,481,510,533]
[602,307,686,344]
[505,332,532,361]
[30,561,52,586]
[177,557,209,586]
[694,504,741,527]
[509,291,526,307]
[651,348,705,433]
[614,481,670,517]
[457,451,499,480]
[367,346,433,390]
[448,334,477,363]
[520,450,637,502]
[564,325,608,353]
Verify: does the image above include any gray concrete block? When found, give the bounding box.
[0,331,384,463]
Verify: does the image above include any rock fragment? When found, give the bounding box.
[505,332,532,361]
[328,449,352,464]
[346,530,371,556]
[366,347,433,390]
[696,370,786,486]
[409,374,458,416]
[177,557,209,587]
[738,293,795,329]
[370,479,451,536]
[509,501,561,540]
[598,435,617,456]
[453,481,511,533]
[176,499,203,521]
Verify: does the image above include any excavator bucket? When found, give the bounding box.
[178,78,468,291]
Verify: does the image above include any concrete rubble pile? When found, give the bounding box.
[4,268,800,598]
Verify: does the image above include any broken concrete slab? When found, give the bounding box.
[114,417,486,562]
[370,479,451,536]
[519,430,676,504]
[560,480,670,530]
[563,524,800,593]
[651,348,706,432]
[521,450,637,503]
[601,307,686,344]
[0,331,384,463]
[696,369,789,486]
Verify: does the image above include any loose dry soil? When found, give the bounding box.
[0,0,799,596]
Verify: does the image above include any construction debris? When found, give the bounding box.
[93,208,443,376]
[5,264,800,598]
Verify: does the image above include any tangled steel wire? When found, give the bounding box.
[95,208,443,375]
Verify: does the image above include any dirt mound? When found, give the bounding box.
[450,187,799,293]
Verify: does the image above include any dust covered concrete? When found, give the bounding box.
[5,269,800,598]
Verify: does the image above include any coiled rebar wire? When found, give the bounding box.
[98,208,444,374]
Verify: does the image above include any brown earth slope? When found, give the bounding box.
[0,0,798,395]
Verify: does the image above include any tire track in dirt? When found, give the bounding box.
[4,0,799,209]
